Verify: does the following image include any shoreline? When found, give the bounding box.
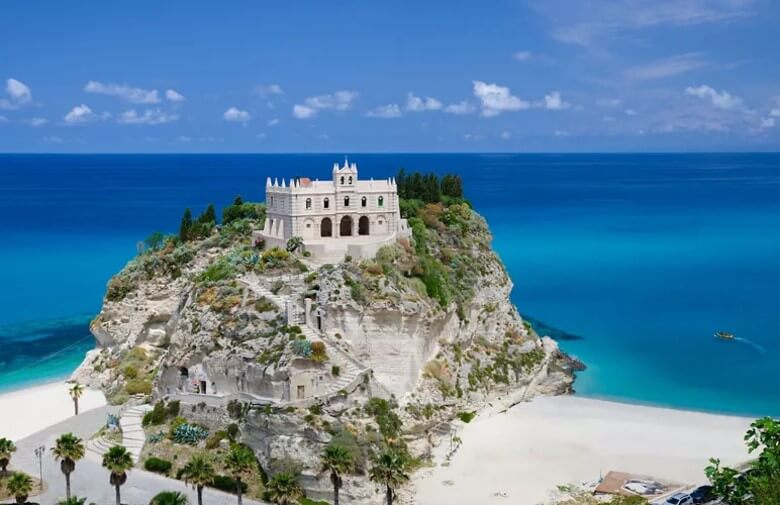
[0,380,107,442]
[413,395,754,505]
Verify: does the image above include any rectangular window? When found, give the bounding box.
[296,385,305,399]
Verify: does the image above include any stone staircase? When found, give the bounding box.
[87,404,152,465]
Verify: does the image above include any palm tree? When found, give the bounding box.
[265,472,304,505]
[321,444,354,505]
[69,383,85,416]
[149,491,189,505]
[223,445,255,505]
[0,437,16,476]
[6,472,33,504]
[52,432,86,500]
[369,450,409,505]
[180,453,215,505]
[102,445,133,505]
[57,498,92,505]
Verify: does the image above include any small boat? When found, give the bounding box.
[714,331,735,341]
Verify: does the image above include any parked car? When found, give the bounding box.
[662,493,694,505]
[690,485,715,503]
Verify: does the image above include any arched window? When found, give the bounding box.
[344,196,350,207]
[349,176,353,184]
[305,198,312,209]
[323,197,329,209]
[361,196,367,207]
[340,176,345,185]
[378,196,384,207]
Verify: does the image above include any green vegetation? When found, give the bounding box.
[102,445,133,505]
[149,491,189,505]
[264,472,305,505]
[224,444,256,505]
[321,443,354,505]
[456,411,476,423]
[369,449,410,505]
[144,457,173,475]
[180,453,216,505]
[706,417,780,505]
[365,398,403,439]
[52,432,86,500]
[5,471,33,504]
[222,195,264,225]
[0,437,16,476]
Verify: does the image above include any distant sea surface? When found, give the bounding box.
[1,153,779,416]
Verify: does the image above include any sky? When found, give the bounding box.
[1,0,779,152]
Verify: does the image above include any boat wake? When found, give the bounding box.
[732,337,767,355]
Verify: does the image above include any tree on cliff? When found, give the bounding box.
[0,437,16,476]
[69,382,84,416]
[706,417,780,505]
[180,453,215,505]
[199,203,217,225]
[180,208,193,241]
[102,445,133,505]
[369,450,409,505]
[224,444,255,505]
[52,432,86,500]
[321,443,354,505]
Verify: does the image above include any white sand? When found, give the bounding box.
[413,396,754,505]
[0,381,106,441]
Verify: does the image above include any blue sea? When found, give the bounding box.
[1,153,779,417]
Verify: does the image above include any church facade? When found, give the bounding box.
[257,159,409,259]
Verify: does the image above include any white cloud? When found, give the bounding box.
[44,136,64,143]
[513,51,532,61]
[625,109,638,116]
[84,81,160,104]
[223,107,251,122]
[366,104,402,118]
[760,117,775,129]
[292,105,317,119]
[267,118,279,126]
[770,108,780,117]
[177,136,191,143]
[165,89,185,102]
[624,53,707,80]
[255,84,284,97]
[24,117,48,127]
[292,90,358,119]
[472,81,530,117]
[542,91,570,110]
[256,133,266,140]
[406,92,442,112]
[500,131,511,139]
[1,78,33,109]
[463,133,484,141]
[597,98,621,108]
[0,115,8,123]
[7,78,32,103]
[117,109,179,125]
[685,84,743,110]
[64,104,96,124]
[444,101,476,115]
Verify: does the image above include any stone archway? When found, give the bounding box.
[321,217,333,237]
[340,215,353,236]
[358,216,370,236]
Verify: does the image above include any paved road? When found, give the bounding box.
[6,405,265,505]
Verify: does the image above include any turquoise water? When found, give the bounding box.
[1,153,778,417]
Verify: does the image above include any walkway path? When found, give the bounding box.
[8,405,266,505]
[87,404,153,464]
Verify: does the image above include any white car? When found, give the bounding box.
[661,493,694,505]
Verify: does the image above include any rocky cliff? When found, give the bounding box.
[72,192,577,503]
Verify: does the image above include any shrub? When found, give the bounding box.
[122,365,138,380]
[331,365,341,377]
[172,422,209,445]
[292,339,312,358]
[198,258,236,283]
[142,402,168,426]
[227,423,240,441]
[166,400,180,418]
[106,274,135,301]
[311,341,327,360]
[125,379,152,395]
[210,474,248,494]
[456,411,476,423]
[365,398,402,439]
[144,457,172,475]
[168,416,187,437]
[205,431,227,450]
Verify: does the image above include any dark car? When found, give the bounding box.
[690,485,715,504]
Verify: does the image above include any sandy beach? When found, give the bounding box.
[0,381,106,441]
[413,395,754,505]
